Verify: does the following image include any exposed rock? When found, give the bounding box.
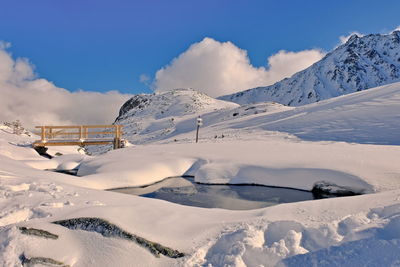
[53,217,185,258]
[118,95,152,118]
[312,181,362,198]
[33,146,53,159]
[20,254,68,267]
[19,227,59,239]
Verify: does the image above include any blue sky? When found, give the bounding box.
[1,0,400,94]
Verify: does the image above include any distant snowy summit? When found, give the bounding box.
[114,88,238,144]
[116,88,237,121]
[219,31,400,106]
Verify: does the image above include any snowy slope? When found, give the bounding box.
[113,88,239,144]
[220,31,400,106]
[117,82,400,146]
[213,81,400,145]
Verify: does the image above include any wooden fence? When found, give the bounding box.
[33,125,123,149]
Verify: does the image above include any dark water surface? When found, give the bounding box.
[111,177,317,210]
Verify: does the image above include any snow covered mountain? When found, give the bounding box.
[114,88,238,144]
[219,31,400,106]
[215,81,400,145]
[114,82,400,146]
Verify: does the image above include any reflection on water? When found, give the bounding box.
[111,177,316,210]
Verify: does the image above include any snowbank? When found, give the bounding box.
[1,150,400,266]
[77,140,400,192]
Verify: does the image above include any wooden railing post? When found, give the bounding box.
[79,126,84,141]
[84,126,88,139]
[118,125,122,139]
[113,125,122,149]
[41,126,45,142]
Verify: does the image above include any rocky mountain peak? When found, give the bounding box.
[346,34,360,44]
[116,88,237,121]
[219,32,400,106]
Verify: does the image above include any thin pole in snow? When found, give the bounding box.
[196,116,202,143]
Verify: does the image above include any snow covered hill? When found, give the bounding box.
[113,88,239,144]
[115,82,400,146]
[213,81,400,145]
[220,31,400,106]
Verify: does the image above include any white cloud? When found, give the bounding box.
[154,38,324,97]
[264,50,325,84]
[139,74,150,83]
[0,41,10,50]
[0,45,131,129]
[139,73,151,89]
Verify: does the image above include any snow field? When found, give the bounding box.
[1,81,400,266]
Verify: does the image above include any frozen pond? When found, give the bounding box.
[110,176,318,210]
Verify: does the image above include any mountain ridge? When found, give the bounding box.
[219,31,400,106]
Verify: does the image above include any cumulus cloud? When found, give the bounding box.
[154,38,324,97]
[0,45,131,129]
[0,41,11,50]
[139,74,150,83]
[264,50,325,84]
[139,73,151,88]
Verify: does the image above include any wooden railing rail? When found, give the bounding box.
[33,125,123,149]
